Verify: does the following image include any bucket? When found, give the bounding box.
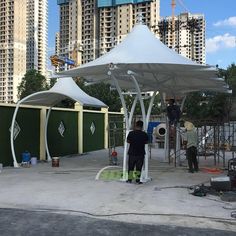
[31,157,37,166]
[22,151,31,163]
[52,157,60,167]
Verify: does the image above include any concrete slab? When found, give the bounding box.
[0,147,235,232]
[0,208,235,236]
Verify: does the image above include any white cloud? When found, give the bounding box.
[206,33,236,53]
[213,16,236,27]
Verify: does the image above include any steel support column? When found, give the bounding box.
[108,70,157,182]
[10,92,54,167]
[108,71,129,181]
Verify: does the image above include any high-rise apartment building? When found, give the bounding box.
[51,32,61,72]
[55,32,60,56]
[80,1,99,64]
[57,0,70,61]
[56,1,205,69]
[158,13,206,64]
[57,0,88,69]
[0,0,27,103]
[0,0,48,103]
[98,0,160,56]
[26,0,48,76]
[56,0,159,68]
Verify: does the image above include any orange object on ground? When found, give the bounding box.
[202,167,223,174]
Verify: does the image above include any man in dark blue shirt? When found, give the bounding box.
[167,99,181,126]
[127,120,149,184]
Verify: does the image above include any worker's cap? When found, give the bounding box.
[184,121,195,131]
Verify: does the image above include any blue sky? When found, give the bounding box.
[48,0,236,69]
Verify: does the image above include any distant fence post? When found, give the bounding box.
[40,107,46,160]
[101,107,109,149]
[74,102,83,154]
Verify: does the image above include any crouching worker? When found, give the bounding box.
[127,120,149,184]
[184,121,199,173]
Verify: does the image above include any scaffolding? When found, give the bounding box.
[166,120,236,168]
[107,110,236,171]
[196,120,236,165]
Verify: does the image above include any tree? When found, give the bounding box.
[218,63,236,119]
[183,63,236,122]
[183,92,208,120]
[79,80,163,114]
[83,82,122,111]
[222,63,236,97]
[55,78,122,110]
[18,69,49,100]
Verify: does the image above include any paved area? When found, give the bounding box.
[0,147,236,235]
[0,208,235,236]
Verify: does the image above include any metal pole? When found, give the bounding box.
[176,97,186,166]
[128,71,150,181]
[45,107,52,161]
[233,121,235,158]
[128,72,146,129]
[10,101,22,167]
[160,92,169,161]
[146,91,157,162]
[146,91,157,130]
[213,124,217,165]
[129,95,138,128]
[222,123,225,167]
[10,91,47,167]
[108,71,129,181]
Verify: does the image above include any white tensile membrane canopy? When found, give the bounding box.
[10,77,107,167]
[59,21,231,182]
[60,25,229,95]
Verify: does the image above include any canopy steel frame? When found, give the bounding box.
[10,77,107,168]
[10,92,53,167]
[108,69,157,182]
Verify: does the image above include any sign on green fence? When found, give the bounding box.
[83,112,104,152]
[0,106,40,166]
[47,110,78,156]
